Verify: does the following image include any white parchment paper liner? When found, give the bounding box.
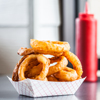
[8,76,86,97]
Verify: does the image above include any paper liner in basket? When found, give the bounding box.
[7,76,86,97]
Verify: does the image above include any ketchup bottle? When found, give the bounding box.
[75,2,98,82]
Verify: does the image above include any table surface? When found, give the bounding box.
[0,75,100,100]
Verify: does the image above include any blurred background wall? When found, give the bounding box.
[0,0,100,75]
[0,0,29,74]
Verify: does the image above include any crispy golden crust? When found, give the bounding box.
[49,56,62,64]
[63,51,83,79]
[54,67,78,81]
[18,54,50,81]
[47,56,68,76]
[44,77,48,81]
[25,56,68,80]
[30,76,48,81]
[30,39,70,56]
[12,39,83,82]
[47,75,58,82]
[26,63,42,78]
[17,47,35,56]
[12,55,28,81]
[17,47,63,57]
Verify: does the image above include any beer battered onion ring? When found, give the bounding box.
[47,56,68,76]
[12,55,40,81]
[28,56,68,77]
[47,75,58,82]
[12,39,83,82]
[12,55,28,81]
[29,39,70,56]
[18,54,50,81]
[63,51,83,79]
[54,67,78,81]
[26,63,42,78]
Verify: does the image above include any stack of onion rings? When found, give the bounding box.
[12,39,83,82]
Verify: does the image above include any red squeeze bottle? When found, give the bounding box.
[75,2,98,82]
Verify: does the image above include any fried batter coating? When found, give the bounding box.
[47,56,68,76]
[47,75,58,82]
[12,55,28,81]
[18,54,50,81]
[54,67,78,81]
[30,39,70,56]
[63,51,83,79]
[12,39,83,82]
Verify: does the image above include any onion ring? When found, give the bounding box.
[25,56,68,78]
[43,77,48,81]
[12,39,83,82]
[47,75,58,82]
[30,39,70,56]
[47,56,68,76]
[54,67,78,81]
[17,47,63,56]
[30,76,48,81]
[63,51,83,79]
[26,63,42,78]
[12,55,28,81]
[17,47,35,56]
[18,54,50,81]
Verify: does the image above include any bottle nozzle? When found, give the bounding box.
[85,2,88,14]
[79,1,94,18]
